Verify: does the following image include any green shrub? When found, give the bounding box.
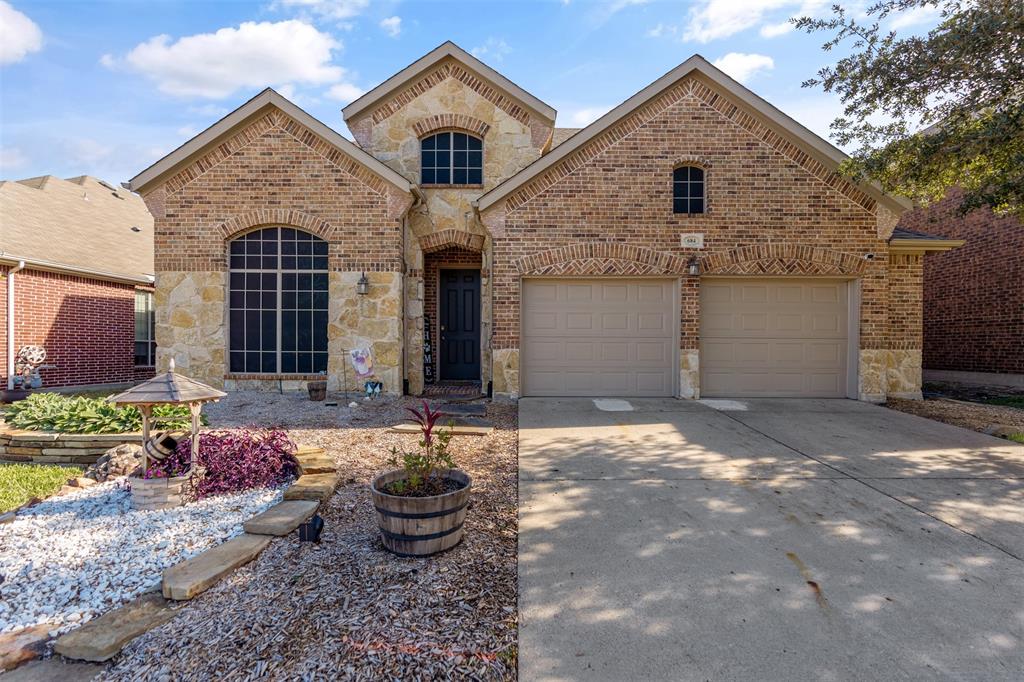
[4,392,198,434]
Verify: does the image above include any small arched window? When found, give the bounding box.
[673,165,705,214]
[228,227,329,374]
[421,131,483,185]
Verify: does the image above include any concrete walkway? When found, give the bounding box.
[518,398,1024,681]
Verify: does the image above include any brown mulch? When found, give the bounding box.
[101,393,518,681]
[887,396,1024,435]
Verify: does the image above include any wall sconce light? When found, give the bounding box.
[687,257,701,277]
[356,272,370,296]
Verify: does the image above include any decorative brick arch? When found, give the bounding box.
[412,114,491,139]
[217,209,335,241]
[699,243,868,276]
[419,229,485,254]
[515,243,688,276]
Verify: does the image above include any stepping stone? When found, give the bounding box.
[283,472,340,502]
[294,448,336,475]
[0,624,49,672]
[243,500,319,536]
[1,658,103,681]
[392,417,493,436]
[53,592,177,662]
[0,511,14,525]
[162,534,271,601]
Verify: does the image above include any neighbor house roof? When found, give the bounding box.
[128,88,414,196]
[889,227,965,252]
[476,54,913,215]
[342,41,557,125]
[0,175,154,284]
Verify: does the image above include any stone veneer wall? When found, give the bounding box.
[142,105,411,392]
[0,427,142,466]
[485,74,914,400]
[346,57,552,396]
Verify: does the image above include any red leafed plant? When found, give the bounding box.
[144,428,298,500]
[387,401,456,496]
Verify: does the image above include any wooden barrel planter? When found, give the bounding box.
[308,381,327,401]
[370,469,472,557]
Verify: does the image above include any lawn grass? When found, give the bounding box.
[1009,433,1024,444]
[0,463,82,513]
[982,396,1024,409]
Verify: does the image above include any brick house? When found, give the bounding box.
[897,189,1023,386]
[1,175,156,389]
[128,42,958,401]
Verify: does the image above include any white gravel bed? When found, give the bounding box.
[0,480,281,637]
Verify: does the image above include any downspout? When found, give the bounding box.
[402,186,427,396]
[7,260,25,390]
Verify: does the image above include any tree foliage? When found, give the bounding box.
[796,0,1024,219]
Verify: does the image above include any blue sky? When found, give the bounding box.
[0,0,942,186]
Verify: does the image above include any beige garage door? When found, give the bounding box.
[700,279,850,398]
[522,279,677,397]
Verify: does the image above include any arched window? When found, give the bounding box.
[421,131,483,185]
[673,165,705,214]
[228,227,328,374]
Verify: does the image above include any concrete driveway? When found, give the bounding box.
[518,398,1024,681]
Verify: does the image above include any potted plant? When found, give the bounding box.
[371,402,471,557]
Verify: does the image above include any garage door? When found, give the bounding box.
[700,279,850,398]
[522,279,677,397]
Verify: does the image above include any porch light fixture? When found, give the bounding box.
[687,257,701,277]
[356,272,370,296]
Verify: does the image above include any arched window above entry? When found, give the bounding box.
[673,165,705,214]
[228,227,328,375]
[421,131,483,185]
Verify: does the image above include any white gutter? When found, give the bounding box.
[0,254,154,286]
[7,260,25,390]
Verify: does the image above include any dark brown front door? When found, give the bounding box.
[439,269,481,381]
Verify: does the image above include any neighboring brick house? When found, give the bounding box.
[897,188,1023,385]
[0,175,156,389]
[128,42,957,401]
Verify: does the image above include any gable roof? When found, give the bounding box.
[476,54,912,215]
[128,88,413,196]
[0,175,154,284]
[342,41,556,125]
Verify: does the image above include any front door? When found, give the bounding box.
[439,269,481,381]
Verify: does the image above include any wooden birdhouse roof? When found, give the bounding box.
[108,360,226,406]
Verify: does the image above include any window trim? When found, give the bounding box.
[672,164,707,215]
[226,226,330,376]
[419,130,484,187]
[134,289,156,367]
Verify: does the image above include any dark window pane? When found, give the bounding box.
[689,182,704,199]
[230,241,245,255]
[230,255,245,269]
[312,240,328,255]
[422,135,435,150]
[230,352,245,372]
[282,256,296,269]
[468,136,482,151]
[261,273,275,289]
[453,132,467,150]
[282,273,296,290]
[421,151,435,168]
[262,255,277,269]
[690,167,704,181]
[313,311,327,351]
[261,311,276,350]
[297,291,312,309]
[313,353,328,373]
[230,290,244,308]
[673,167,687,182]
[313,256,328,270]
[261,227,277,239]
[281,228,295,240]
[297,353,312,374]
[262,239,277,255]
[468,150,482,168]
[453,168,467,185]
[468,168,482,184]
[297,312,312,351]
[313,291,329,309]
[246,255,262,269]
[673,198,688,214]
[298,231,312,241]
[422,169,435,184]
[281,352,296,373]
[246,291,260,307]
[246,240,261,254]
[313,273,328,289]
[436,132,450,149]
[230,311,244,349]
[262,291,276,308]
[246,352,260,372]
[246,311,260,347]
[282,240,296,255]
[435,168,450,184]
[435,149,450,167]
[261,352,276,373]
[297,240,312,255]
[282,311,296,350]
[297,273,312,290]
[453,150,467,167]
[282,291,296,309]
[690,198,704,214]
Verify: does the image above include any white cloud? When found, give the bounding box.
[759,21,793,38]
[712,52,775,84]
[69,138,113,165]
[325,82,364,103]
[889,4,941,30]
[0,1,43,65]
[565,106,613,127]
[176,125,199,138]
[274,0,369,21]
[379,16,401,38]
[685,0,790,43]
[647,23,678,38]
[187,103,229,118]
[104,20,345,99]
[471,38,512,63]
[0,146,29,171]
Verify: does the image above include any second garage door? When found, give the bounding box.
[700,278,851,398]
[522,279,677,397]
